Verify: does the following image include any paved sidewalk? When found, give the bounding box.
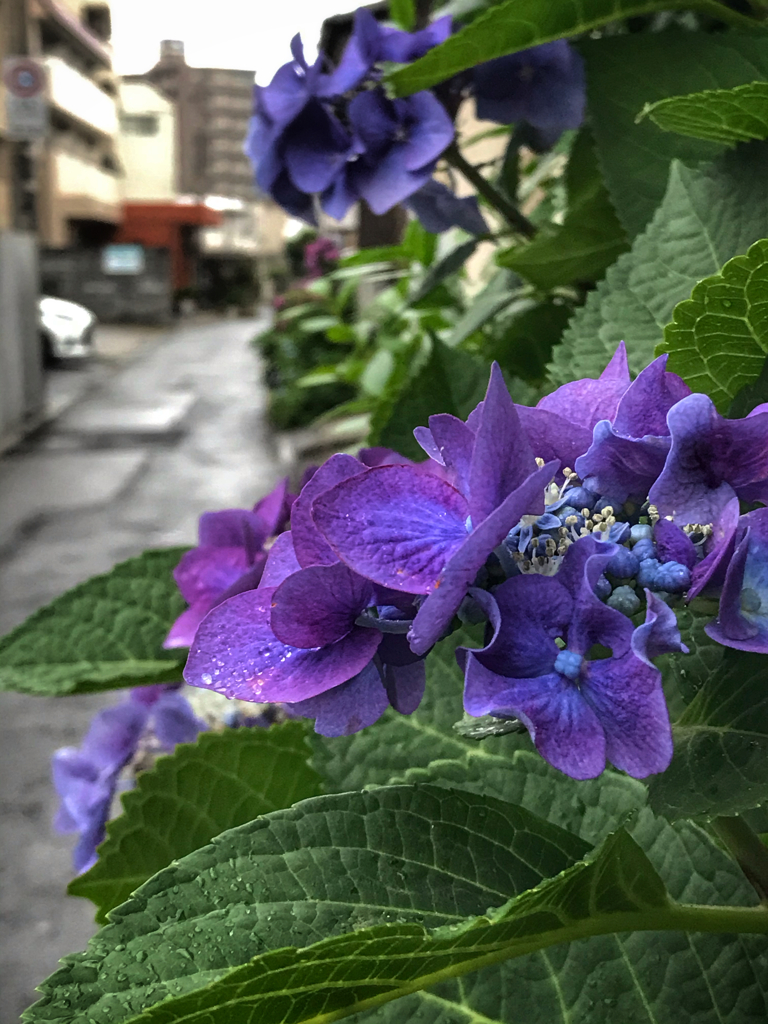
[0,315,282,1022]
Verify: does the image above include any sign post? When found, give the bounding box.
[2,57,48,141]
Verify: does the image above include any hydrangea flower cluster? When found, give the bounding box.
[179,346,768,783]
[52,685,207,873]
[244,9,586,230]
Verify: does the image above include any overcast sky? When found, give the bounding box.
[110,0,358,83]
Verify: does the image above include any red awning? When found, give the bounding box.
[122,203,222,227]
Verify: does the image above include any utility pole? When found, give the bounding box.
[5,0,39,232]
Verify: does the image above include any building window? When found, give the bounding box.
[82,4,112,41]
[120,114,160,136]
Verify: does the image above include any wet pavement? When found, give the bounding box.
[0,314,282,1022]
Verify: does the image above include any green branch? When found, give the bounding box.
[444,143,537,239]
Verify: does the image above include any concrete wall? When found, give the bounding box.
[117,81,177,201]
[0,232,44,450]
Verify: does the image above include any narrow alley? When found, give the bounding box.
[0,315,283,1022]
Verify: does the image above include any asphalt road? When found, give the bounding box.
[0,314,283,1022]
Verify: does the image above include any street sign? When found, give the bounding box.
[101,244,146,275]
[2,57,48,140]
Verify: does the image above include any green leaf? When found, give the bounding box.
[582,33,768,238]
[497,129,629,289]
[409,240,477,305]
[443,269,522,348]
[729,354,768,418]
[642,81,768,146]
[658,601,724,718]
[25,785,591,1023]
[386,0,764,98]
[488,298,573,384]
[27,820,768,1024]
[548,144,768,385]
[0,549,187,696]
[316,633,768,1024]
[650,648,768,821]
[68,722,323,924]
[658,237,768,412]
[374,341,488,459]
[389,0,416,30]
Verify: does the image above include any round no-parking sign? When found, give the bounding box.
[2,57,48,139]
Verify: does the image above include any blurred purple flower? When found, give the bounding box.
[472,41,585,137]
[460,536,680,780]
[165,478,292,649]
[53,686,206,873]
[329,8,452,94]
[405,179,489,235]
[339,88,454,216]
[304,236,340,278]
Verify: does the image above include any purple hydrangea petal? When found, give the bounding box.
[260,531,302,589]
[633,590,688,664]
[287,662,390,736]
[378,15,452,63]
[469,362,536,525]
[283,100,352,194]
[184,588,382,703]
[464,656,606,780]
[253,477,292,536]
[472,573,572,679]
[71,793,113,874]
[583,654,673,778]
[164,604,208,649]
[405,180,489,236]
[654,518,697,571]
[515,406,593,474]
[292,453,367,567]
[397,93,454,172]
[650,394,768,524]
[80,701,149,770]
[271,562,374,648]
[320,9,380,95]
[473,41,585,131]
[575,421,672,504]
[611,355,691,438]
[407,462,555,654]
[357,447,412,468]
[172,546,252,606]
[321,170,359,222]
[313,465,470,595]
[348,88,399,155]
[353,147,435,215]
[414,425,444,464]
[536,342,630,432]
[428,413,476,495]
[198,509,270,551]
[688,497,740,600]
[258,60,309,127]
[382,658,426,714]
[555,536,633,659]
[151,692,208,750]
[706,509,768,652]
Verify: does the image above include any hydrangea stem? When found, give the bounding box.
[443,142,537,239]
[712,815,768,903]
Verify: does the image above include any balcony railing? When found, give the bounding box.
[45,56,118,137]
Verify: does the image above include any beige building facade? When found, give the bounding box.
[117,79,176,201]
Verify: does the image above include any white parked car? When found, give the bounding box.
[38,296,97,362]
